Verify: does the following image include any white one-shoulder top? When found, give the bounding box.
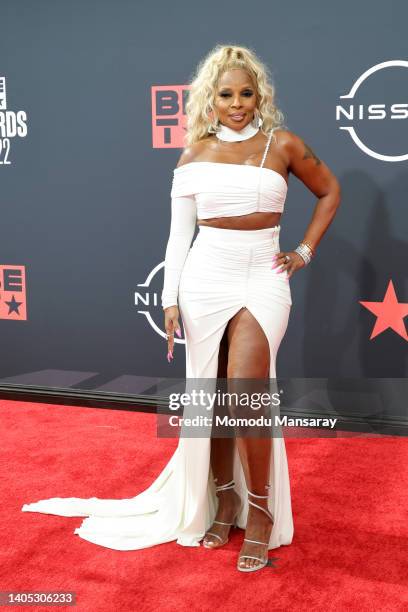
[161,128,288,309]
[171,128,287,218]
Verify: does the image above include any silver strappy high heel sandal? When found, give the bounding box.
[203,478,240,549]
[237,485,273,572]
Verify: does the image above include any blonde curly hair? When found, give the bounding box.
[183,43,287,146]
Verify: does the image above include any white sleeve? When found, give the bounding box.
[161,193,197,310]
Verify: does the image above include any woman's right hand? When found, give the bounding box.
[164,305,182,362]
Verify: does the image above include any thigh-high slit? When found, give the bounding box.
[21,224,294,551]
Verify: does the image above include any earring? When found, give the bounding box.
[207,109,220,134]
[251,108,263,128]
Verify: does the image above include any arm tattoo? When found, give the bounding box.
[302,141,321,166]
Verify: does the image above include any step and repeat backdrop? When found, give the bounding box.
[0,1,406,422]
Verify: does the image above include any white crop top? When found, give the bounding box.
[161,128,287,309]
[171,128,287,218]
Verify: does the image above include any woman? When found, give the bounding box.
[21,44,340,573]
[161,44,340,571]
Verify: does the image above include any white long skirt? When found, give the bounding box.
[21,225,294,551]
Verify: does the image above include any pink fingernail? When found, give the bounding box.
[175,329,182,338]
[271,263,278,269]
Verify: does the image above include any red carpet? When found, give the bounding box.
[1,398,407,611]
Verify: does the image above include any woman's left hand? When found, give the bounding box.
[272,251,305,278]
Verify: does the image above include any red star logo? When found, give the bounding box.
[359,280,408,341]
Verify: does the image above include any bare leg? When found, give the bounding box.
[203,326,241,547]
[227,307,273,569]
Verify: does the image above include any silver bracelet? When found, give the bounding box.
[294,242,314,266]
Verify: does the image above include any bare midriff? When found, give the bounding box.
[197,211,282,230]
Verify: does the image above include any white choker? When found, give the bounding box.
[215,118,260,142]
